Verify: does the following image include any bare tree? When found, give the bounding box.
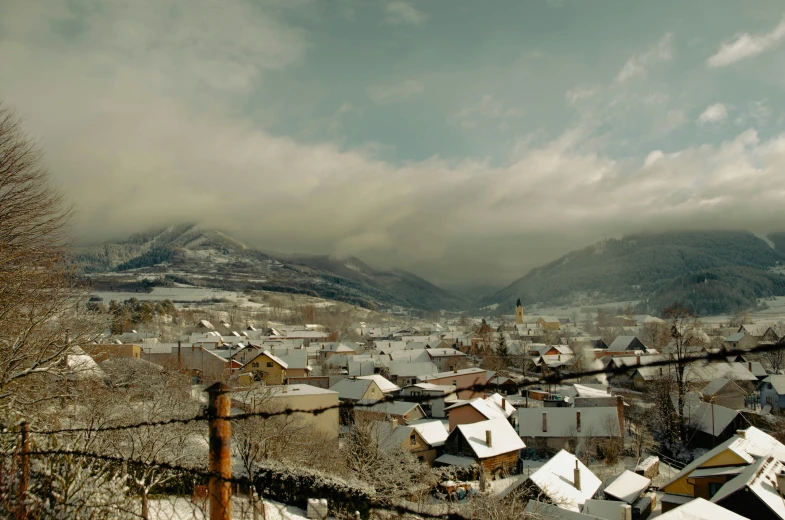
[663,304,699,444]
[0,103,102,408]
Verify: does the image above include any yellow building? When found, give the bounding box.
[237,350,288,385]
[660,426,785,513]
[84,344,142,363]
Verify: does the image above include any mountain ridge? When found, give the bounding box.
[481,230,785,316]
[73,225,470,312]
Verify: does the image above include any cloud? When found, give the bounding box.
[368,80,424,104]
[455,94,525,128]
[707,17,785,67]
[698,103,728,125]
[615,33,673,83]
[565,84,600,104]
[384,1,426,27]
[4,1,785,287]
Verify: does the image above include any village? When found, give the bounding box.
[56,295,785,520]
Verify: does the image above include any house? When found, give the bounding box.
[723,332,757,351]
[399,383,458,418]
[387,361,438,387]
[316,342,358,360]
[677,393,747,448]
[356,374,400,394]
[355,400,426,425]
[390,419,449,465]
[659,498,747,520]
[630,360,758,392]
[700,378,749,410]
[274,349,311,378]
[425,348,468,372]
[330,377,385,403]
[608,335,648,352]
[660,426,785,513]
[418,367,488,399]
[739,323,780,343]
[237,350,288,385]
[518,407,622,453]
[536,316,561,331]
[436,418,524,479]
[445,394,515,431]
[487,374,519,395]
[84,343,142,363]
[760,375,785,414]
[710,455,785,520]
[232,384,339,438]
[519,450,601,512]
[143,344,231,381]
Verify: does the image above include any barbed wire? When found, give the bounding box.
[0,447,471,520]
[6,340,783,438]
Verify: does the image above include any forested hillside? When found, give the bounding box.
[483,231,785,315]
[74,226,469,311]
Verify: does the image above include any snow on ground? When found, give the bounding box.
[149,497,309,520]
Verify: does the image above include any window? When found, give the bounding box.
[252,362,259,368]
[768,396,774,404]
[708,482,723,497]
[410,434,417,446]
[452,380,457,387]
[267,362,274,368]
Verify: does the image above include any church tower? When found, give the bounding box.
[515,298,524,324]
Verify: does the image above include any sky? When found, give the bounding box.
[2,0,785,290]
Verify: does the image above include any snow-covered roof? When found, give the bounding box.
[426,348,466,358]
[661,426,785,490]
[356,374,400,393]
[452,418,524,459]
[419,367,487,381]
[659,497,747,520]
[411,420,449,446]
[389,350,432,363]
[724,332,746,342]
[329,378,378,401]
[388,361,438,377]
[676,393,739,436]
[523,500,604,520]
[700,378,745,398]
[445,394,514,420]
[358,399,423,418]
[573,384,611,398]
[518,407,621,438]
[710,456,785,517]
[434,453,476,467]
[527,450,602,512]
[608,335,641,350]
[260,350,288,369]
[602,470,650,503]
[763,375,785,394]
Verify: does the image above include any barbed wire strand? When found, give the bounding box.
[0,448,472,520]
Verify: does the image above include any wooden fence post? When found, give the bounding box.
[18,421,29,519]
[207,383,232,520]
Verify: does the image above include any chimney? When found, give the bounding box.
[620,504,632,520]
[748,361,752,373]
[282,385,288,393]
[636,355,641,365]
[737,429,746,439]
[502,398,506,410]
[453,367,458,374]
[485,430,492,447]
[606,386,611,394]
[542,411,547,432]
[573,460,581,490]
[576,411,581,432]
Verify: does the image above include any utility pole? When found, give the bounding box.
[207,383,232,520]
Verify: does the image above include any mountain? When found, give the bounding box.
[482,230,785,316]
[73,225,470,311]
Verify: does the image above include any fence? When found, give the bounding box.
[3,341,784,519]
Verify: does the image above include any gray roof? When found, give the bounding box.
[724,332,746,342]
[329,378,377,401]
[357,399,424,417]
[518,407,621,438]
